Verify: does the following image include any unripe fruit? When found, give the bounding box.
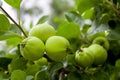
[88,44,107,65]
[75,48,94,67]
[29,23,56,42]
[92,36,110,50]
[34,57,48,66]
[45,36,70,61]
[20,37,45,61]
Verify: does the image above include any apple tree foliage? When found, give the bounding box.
[0,0,120,80]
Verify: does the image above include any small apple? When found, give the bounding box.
[88,44,107,65]
[92,36,110,50]
[75,48,94,67]
[20,37,45,61]
[34,57,48,66]
[45,36,70,61]
[29,23,56,42]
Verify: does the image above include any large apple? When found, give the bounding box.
[45,36,70,61]
[88,44,107,65]
[20,37,45,61]
[29,23,56,42]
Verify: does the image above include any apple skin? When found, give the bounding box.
[92,36,110,50]
[20,37,45,61]
[88,44,107,65]
[75,48,94,67]
[45,36,70,61]
[29,23,56,42]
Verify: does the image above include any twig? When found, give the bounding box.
[59,71,64,80]
[0,6,27,38]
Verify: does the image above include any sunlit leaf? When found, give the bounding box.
[0,14,10,34]
[82,7,95,19]
[57,21,81,39]
[0,31,22,40]
[37,15,49,24]
[4,0,22,9]
[77,0,101,14]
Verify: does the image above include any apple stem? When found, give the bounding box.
[0,6,27,38]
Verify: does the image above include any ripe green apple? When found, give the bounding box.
[20,37,45,61]
[45,36,70,61]
[92,36,110,50]
[29,23,56,42]
[88,44,107,65]
[75,48,94,67]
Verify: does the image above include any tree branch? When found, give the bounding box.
[0,6,27,38]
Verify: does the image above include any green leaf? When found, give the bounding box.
[57,22,81,39]
[0,57,12,70]
[34,70,49,80]
[6,37,22,47]
[67,72,80,80]
[25,64,41,75]
[37,15,49,24]
[48,62,63,74]
[0,31,22,40]
[0,14,10,34]
[77,0,101,14]
[11,70,26,80]
[115,59,120,67]
[0,71,9,80]
[117,0,120,3]
[4,0,22,9]
[65,11,84,26]
[82,7,95,19]
[92,70,110,80]
[107,30,120,40]
[10,55,27,71]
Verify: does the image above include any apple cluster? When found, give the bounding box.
[75,36,109,67]
[20,23,70,62]
[19,22,110,68]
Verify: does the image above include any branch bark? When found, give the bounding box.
[0,6,27,38]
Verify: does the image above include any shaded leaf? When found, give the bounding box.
[65,11,84,26]
[34,70,49,80]
[0,57,12,70]
[10,55,27,71]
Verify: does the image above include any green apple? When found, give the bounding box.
[34,57,48,66]
[29,23,56,42]
[88,44,107,65]
[45,36,70,61]
[75,48,94,67]
[20,37,45,61]
[92,36,110,50]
